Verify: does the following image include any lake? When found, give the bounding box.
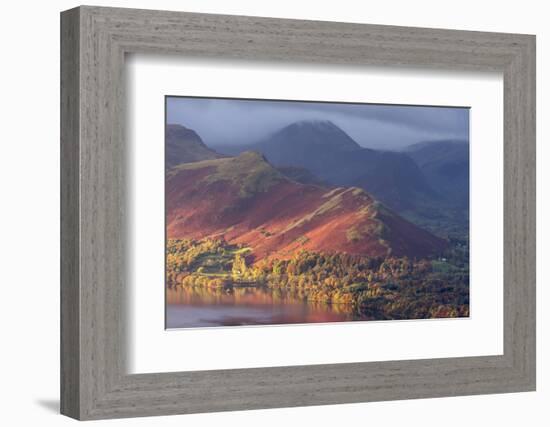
[166,285,365,328]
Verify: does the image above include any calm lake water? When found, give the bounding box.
[166,286,365,329]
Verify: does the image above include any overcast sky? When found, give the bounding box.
[166,97,469,150]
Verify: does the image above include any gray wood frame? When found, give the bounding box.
[60,5,536,420]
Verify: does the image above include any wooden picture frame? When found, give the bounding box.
[60,5,536,420]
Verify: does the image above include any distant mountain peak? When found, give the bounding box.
[267,119,361,151]
[166,123,224,168]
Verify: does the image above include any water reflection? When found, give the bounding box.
[166,286,365,328]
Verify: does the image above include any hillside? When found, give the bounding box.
[166,151,447,260]
[166,123,224,167]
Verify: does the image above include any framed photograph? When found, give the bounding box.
[61,6,536,420]
[164,96,471,329]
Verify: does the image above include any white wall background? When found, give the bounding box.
[0,0,546,425]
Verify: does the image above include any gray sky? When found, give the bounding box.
[166,97,469,150]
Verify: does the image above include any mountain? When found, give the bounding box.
[404,140,469,208]
[257,120,361,160]
[215,120,438,212]
[166,151,447,260]
[166,124,224,168]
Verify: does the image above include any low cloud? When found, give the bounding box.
[166,97,469,150]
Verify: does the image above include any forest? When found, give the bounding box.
[166,238,469,320]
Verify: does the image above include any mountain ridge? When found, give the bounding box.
[166,151,447,261]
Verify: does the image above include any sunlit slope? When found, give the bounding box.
[166,151,447,260]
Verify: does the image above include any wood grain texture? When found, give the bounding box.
[60,6,536,420]
[60,7,80,419]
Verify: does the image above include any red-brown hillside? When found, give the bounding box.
[166,152,447,261]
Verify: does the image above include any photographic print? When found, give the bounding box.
[165,97,470,329]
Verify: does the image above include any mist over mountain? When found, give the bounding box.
[166,97,469,150]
